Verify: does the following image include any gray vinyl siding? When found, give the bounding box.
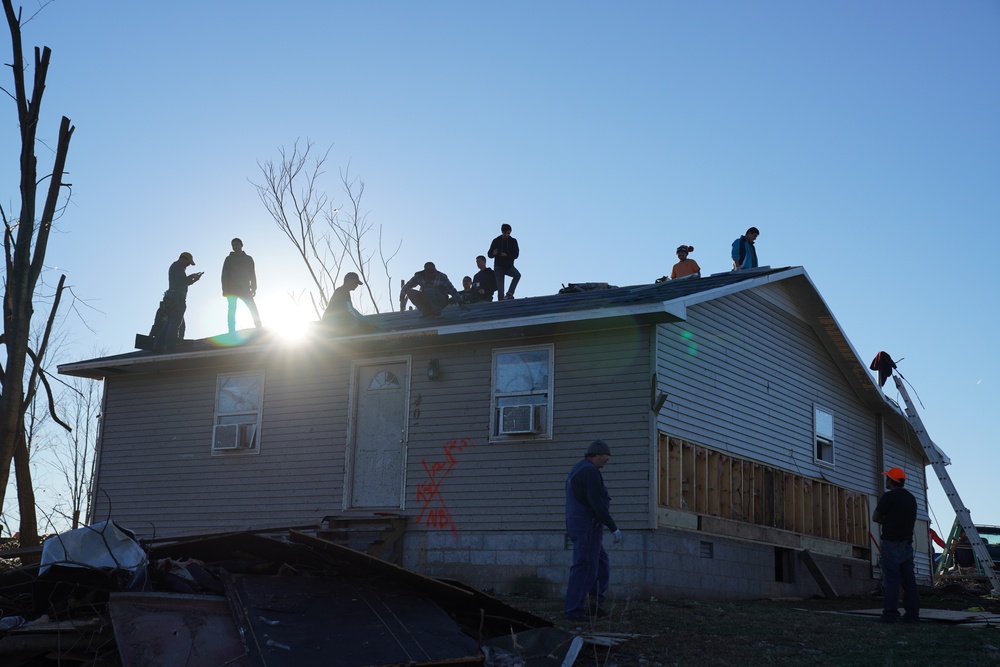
[92,327,652,538]
[92,354,353,538]
[398,327,651,535]
[881,425,928,516]
[880,423,932,579]
[655,285,880,494]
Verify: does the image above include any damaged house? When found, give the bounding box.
[58,266,931,600]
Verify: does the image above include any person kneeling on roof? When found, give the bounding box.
[399,262,467,318]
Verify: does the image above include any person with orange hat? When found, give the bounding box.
[872,466,920,624]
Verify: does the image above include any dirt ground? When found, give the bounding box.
[506,579,1000,666]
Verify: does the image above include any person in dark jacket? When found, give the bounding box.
[469,255,497,303]
[873,466,920,623]
[731,227,760,270]
[221,238,262,334]
[564,439,621,620]
[399,262,466,317]
[487,223,520,300]
[322,272,376,331]
[152,252,203,353]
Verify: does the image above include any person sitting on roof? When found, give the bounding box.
[658,245,701,282]
[469,255,498,303]
[399,262,467,318]
[459,275,474,302]
[323,272,376,332]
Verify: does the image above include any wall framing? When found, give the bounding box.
[658,434,869,548]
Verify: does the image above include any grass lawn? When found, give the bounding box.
[507,582,1000,666]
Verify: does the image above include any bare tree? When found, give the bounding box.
[43,373,100,530]
[0,0,75,546]
[325,168,401,314]
[252,140,400,317]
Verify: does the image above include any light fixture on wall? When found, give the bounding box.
[427,359,441,381]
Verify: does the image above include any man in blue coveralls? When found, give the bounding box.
[564,439,621,620]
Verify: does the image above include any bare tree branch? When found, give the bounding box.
[253,141,400,318]
[251,140,346,317]
[0,0,76,545]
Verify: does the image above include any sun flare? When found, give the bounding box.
[257,294,315,343]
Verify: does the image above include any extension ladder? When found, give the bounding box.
[891,375,1000,595]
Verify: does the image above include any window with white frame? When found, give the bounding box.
[814,405,834,465]
[212,371,264,454]
[491,345,553,440]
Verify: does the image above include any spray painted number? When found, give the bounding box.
[415,439,473,535]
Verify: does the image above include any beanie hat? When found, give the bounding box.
[586,439,611,456]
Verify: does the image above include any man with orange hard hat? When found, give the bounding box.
[872,466,920,624]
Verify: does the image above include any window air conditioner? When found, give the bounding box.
[212,423,256,450]
[499,404,542,435]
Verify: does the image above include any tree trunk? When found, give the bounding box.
[0,0,75,513]
[13,428,38,548]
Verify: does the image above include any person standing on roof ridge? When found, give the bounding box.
[488,223,520,300]
[153,251,203,353]
[872,466,920,624]
[731,227,759,270]
[221,238,263,334]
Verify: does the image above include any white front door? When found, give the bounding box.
[349,361,408,508]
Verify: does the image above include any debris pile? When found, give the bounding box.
[0,522,577,666]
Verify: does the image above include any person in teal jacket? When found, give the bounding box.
[731,227,760,270]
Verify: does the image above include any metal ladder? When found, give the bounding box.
[890,374,1000,596]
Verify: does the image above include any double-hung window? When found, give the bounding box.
[212,371,264,454]
[491,345,553,441]
[813,405,835,465]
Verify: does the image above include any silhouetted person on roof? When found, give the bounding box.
[153,252,203,353]
[488,223,520,300]
[323,272,376,332]
[469,255,497,303]
[222,238,262,334]
[400,262,466,318]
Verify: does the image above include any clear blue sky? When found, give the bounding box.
[4,2,998,533]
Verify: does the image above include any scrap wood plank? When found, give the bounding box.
[798,548,838,599]
[837,608,1000,625]
[580,632,652,647]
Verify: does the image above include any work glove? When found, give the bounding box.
[612,529,622,544]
